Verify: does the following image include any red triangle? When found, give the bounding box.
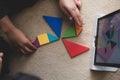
[62,39,89,57]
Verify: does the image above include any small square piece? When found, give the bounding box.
[37,33,50,45]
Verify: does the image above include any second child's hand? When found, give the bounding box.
[59,0,83,26]
[0,16,37,54]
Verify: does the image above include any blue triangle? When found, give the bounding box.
[47,33,59,42]
[43,16,62,38]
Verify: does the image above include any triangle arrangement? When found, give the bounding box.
[43,16,62,38]
[62,39,89,58]
[32,15,89,58]
[32,33,58,48]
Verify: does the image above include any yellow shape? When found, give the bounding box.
[37,33,49,45]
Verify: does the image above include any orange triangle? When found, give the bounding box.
[62,39,89,58]
[75,22,83,36]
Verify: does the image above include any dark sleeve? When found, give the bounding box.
[0,0,8,19]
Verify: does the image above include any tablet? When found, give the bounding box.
[94,9,120,67]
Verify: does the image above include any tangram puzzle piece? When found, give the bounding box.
[47,33,59,42]
[37,33,49,45]
[32,38,40,48]
[62,39,89,58]
[97,45,114,61]
[43,16,62,38]
[75,22,83,36]
[62,24,76,38]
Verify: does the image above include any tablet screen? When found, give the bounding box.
[94,10,120,67]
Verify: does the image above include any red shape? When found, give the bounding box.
[62,39,89,58]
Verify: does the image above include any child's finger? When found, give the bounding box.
[0,60,2,71]
[0,53,3,71]
[75,8,83,25]
[0,52,3,57]
[20,49,26,54]
[68,6,81,26]
[74,0,82,9]
[27,41,37,51]
[0,57,2,63]
[62,7,73,20]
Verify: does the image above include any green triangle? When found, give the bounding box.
[62,24,76,38]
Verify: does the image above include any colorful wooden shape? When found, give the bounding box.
[62,39,89,58]
[75,22,83,36]
[47,33,59,42]
[43,16,62,38]
[32,38,40,48]
[62,24,76,38]
[37,33,49,45]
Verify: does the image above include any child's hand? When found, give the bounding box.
[0,16,37,54]
[0,52,3,71]
[59,0,82,26]
[6,27,37,54]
